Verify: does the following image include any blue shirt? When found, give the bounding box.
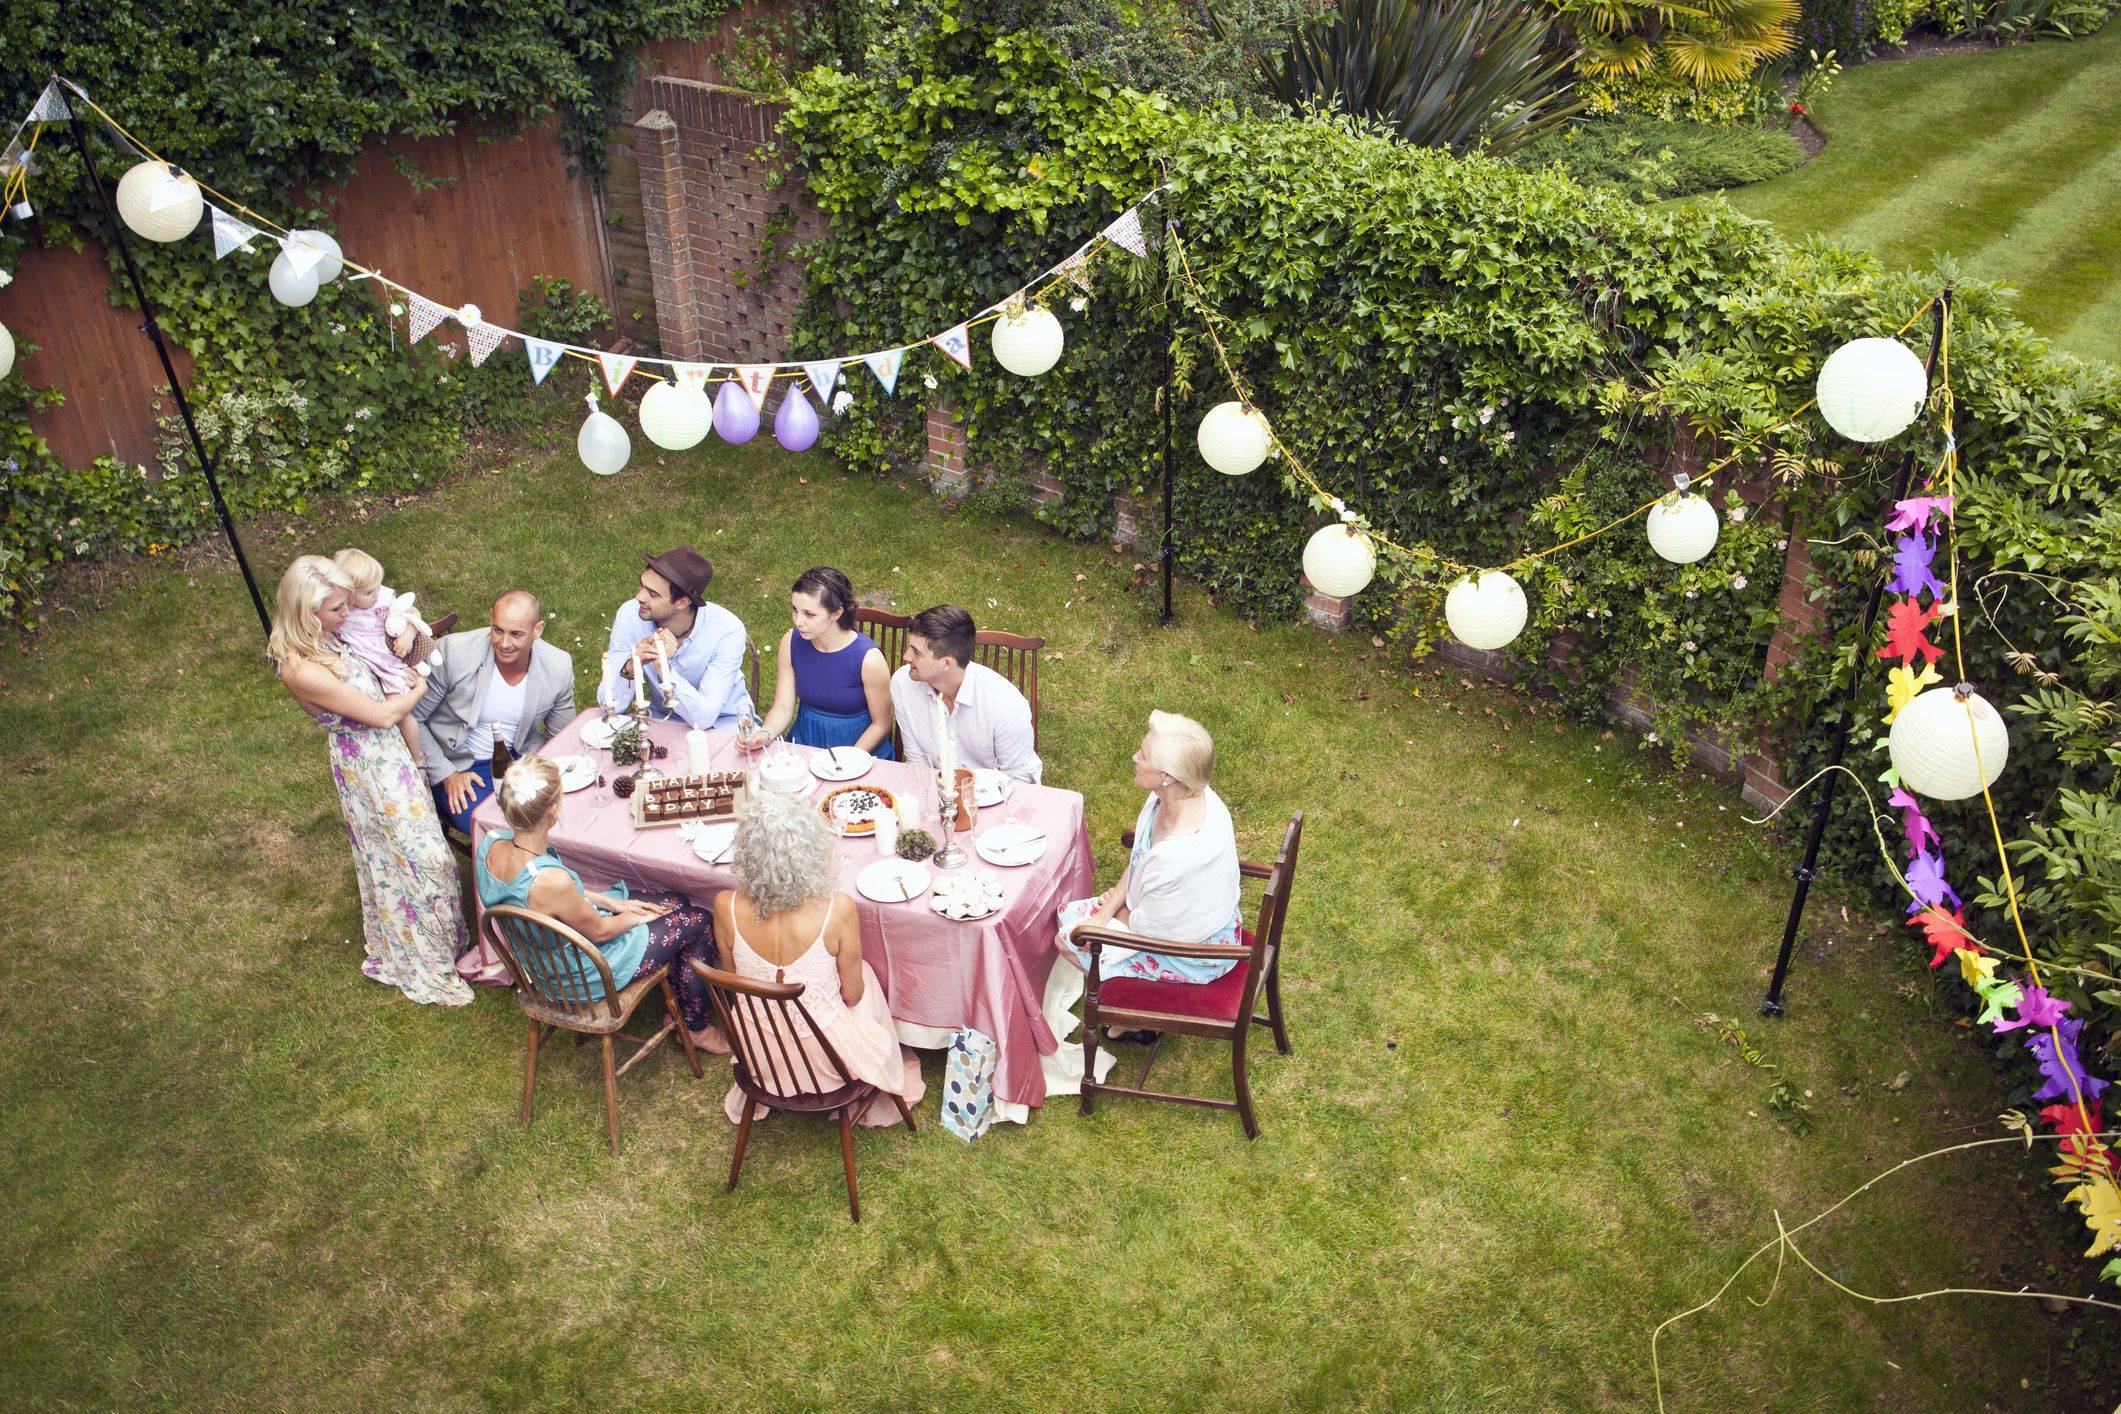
[596,599,756,731]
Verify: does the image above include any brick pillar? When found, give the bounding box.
[1762,534,1820,683]
[1302,576,1351,632]
[1110,491,1156,552]
[633,110,702,359]
[926,401,971,500]
[1028,467,1065,512]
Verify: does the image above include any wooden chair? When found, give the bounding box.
[481,904,704,1155]
[1077,810,1303,1139]
[689,960,916,1222]
[855,606,1047,756]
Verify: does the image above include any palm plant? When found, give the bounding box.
[1558,0,1799,85]
[1259,0,1583,155]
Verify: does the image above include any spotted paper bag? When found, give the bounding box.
[941,1028,999,1143]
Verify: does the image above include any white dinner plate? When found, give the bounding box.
[972,769,1015,808]
[682,820,738,865]
[974,821,1049,868]
[808,746,874,782]
[856,857,931,904]
[555,755,599,793]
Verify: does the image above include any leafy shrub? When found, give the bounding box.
[1512,118,1804,199]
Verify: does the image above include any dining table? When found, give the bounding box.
[469,709,1098,1117]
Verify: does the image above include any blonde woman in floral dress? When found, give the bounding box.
[271,555,472,1007]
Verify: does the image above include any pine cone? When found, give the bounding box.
[613,774,637,799]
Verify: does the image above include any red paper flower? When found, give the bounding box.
[1910,906,1970,968]
[1789,102,1807,115]
[1877,598,1944,668]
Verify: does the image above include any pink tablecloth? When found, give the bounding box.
[470,711,1095,1110]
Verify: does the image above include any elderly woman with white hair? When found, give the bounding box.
[712,790,925,1126]
[1057,710,1243,987]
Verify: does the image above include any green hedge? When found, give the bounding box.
[781,12,2121,1076]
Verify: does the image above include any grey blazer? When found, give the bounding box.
[412,631,575,785]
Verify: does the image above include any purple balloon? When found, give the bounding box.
[712,380,759,444]
[774,387,820,451]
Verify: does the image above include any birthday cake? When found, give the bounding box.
[757,749,811,797]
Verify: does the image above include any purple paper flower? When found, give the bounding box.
[1904,849,1962,914]
[1994,982,2071,1034]
[1889,786,1940,855]
[1889,533,1944,601]
[2027,1018,2109,1104]
[1884,495,1955,534]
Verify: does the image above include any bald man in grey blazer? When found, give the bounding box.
[414,589,575,833]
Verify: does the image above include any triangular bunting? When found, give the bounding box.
[675,362,715,394]
[1058,249,1092,293]
[598,351,638,398]
[465,322,507,367]
[1102,207,1148,259]
[210,206,259,260]
[864,348,903,395]
[523,338,565,386]
[932,323,973,371]
[147,169,190,215]
[27,82,70,123]
[279,234,327,279]
[406,294,448,345]
[736,364,775,411]
[801,360,841,401]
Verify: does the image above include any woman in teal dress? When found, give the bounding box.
[745,566,895,758]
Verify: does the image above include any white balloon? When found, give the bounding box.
[1445,571,1528,651]
[990,305,1064,376]
[114,161,203,243]
[1645,494,1721,564]
[1889,686,2008,801]
[0,321,13,382]
[1302,524,1376,598]
[1197,400,1271,476]
[578,406,632,476]
[268,250,321,308]
[1817,337,1928,443]
[286,228,344,283]
[638,379,711,451]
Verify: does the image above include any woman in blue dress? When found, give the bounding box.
[746,566,895,758]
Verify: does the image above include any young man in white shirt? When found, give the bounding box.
[887,603,1042,784]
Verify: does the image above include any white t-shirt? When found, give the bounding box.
[463,669,529,760]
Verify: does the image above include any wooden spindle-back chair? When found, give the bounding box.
[1076,810,1304,1139]
[855,607,1045,757]
[689,960,915,1222]
[481,904,703,1155]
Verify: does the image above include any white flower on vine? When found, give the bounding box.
[1685,588,1698,600]
[1731,573,1748,590]
[1327,496,1345,513]
[1776,537,1789,550]
[832,390,853,414]
[1069,295,1088,313]
[1683,640,1697,652]
[1502,430,1515,442]
[389,302,404,317]
[1729,504,1747,523]
[1478,406,1493,424]
[921,373,938,390]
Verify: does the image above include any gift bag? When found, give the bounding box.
[941,1028,999,1143]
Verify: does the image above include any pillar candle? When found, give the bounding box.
[686,729,712,776]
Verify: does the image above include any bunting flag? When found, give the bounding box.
[279,234,327,280]
[1102,207,1147,259]
[932,323,973,371]
[27,82,70,123]
[864,348,903,395]
[736,364,774,411]
[801,359,841,401]
[1058,249,1092,293]
[210,206,259,260]
[523,338,565,386]
[597,351,637,397]
[147,169,191,215]
[674,362,715,394]
[406,294,449,344]
[464,320,507,367]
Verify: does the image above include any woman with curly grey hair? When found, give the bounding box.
[711,790,925,1126]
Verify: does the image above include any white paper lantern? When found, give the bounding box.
[1302,524,1376,598]
[1445,571,1528,651]
[267,250,321,308]
[990,304,1064,377]
[1645,493,1721,564]
[638,379,711,450]
[286,229,344,284]
[114,161,203,243]
[1197,400,1271,476]
[0,322,13,383]
[578,394,631,476]
[1816,337,1928,443]
[1889,685,2009,802]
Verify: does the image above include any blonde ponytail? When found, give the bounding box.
[498,756,562,831]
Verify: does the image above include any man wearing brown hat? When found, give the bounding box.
[595,545,756,731]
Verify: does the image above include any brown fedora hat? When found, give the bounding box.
[644,545,713,603]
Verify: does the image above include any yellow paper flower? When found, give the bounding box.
[1883,663,1943,724]
[2067,1175,2121,1258]
[1956,947,1997,988]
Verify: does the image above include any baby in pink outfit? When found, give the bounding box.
[332,547,427,764]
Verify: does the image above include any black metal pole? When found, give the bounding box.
[1159,213,1176,628]
[1761,285,1952,1016]
[62,92,271,637]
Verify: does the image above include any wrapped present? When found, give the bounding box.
[941,1027,999,1143]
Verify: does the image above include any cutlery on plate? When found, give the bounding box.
[828,746,844,773]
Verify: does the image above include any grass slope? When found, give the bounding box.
[1,421,2115,1407]
[1722,27,2121,363]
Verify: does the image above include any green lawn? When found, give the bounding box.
[2,420,2115,1408]
[1722,26,2121,363]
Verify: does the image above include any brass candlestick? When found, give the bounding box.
[931,772,969,870]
